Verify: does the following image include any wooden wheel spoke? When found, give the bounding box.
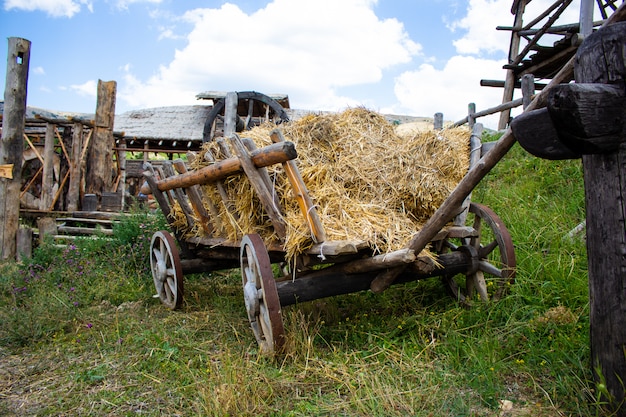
[479,239,499,258]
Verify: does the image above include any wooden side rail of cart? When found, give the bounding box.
[143,124,516,354]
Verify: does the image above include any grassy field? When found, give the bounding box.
[0,138,605,416]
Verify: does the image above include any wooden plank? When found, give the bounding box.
[66,123,83,211]
[203,146,239,225]
[0,164,13,179]
[57,225,114,236]
[228,134,287,241]
[241,137,281,214]
[162,161,196,229]
[270,129,326,243]
[172,159,214,235]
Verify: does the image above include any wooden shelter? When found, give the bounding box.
[485,0,624,129]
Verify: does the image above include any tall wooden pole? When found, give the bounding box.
[498,0,526,130]
[0,38,30,260]
[85,80,116,199]
[574,23,626,414]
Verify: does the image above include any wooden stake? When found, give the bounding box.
[0,37,30,260]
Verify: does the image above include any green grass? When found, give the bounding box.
[0,141,608,416]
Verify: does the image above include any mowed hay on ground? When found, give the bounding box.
[179,108,470,260]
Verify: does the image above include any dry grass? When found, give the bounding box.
[179,108,470,261]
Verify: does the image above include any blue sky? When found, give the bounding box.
[1,0,584,128]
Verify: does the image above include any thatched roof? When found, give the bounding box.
[114,105,212,141]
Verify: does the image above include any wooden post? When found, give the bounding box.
[521,74,535,109]
[67,122,83,211]
[467,103,476,128]
[85,80,116,199]
[498,0,526,130]
[574,23,626,414]
[509,20,626,414]
[434,113,443,130]
[40,122,55,210]
[0,37,30,260]
[224,92,238,138]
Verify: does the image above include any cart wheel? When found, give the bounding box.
[443,202,516,304]
[203,91,290,142]
[240,234,285,354]
[150,231,184,310]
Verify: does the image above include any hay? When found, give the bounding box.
[179,108,470,260]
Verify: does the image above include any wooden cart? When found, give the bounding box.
[143,103,515,354]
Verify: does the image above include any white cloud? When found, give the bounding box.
[449,0,512,55]
[4,0,92,18]
[69,80,98,97]
[114,0,162,11]
[117,0,421,111]
[450,0,584,56]
[33,66,46,75]
[393,55,507,128]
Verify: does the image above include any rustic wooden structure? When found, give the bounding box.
[511,21,626,415]
[0,38,30,260]
[196,91,290,142]
[143,98,516,354]
[486,0,624,129]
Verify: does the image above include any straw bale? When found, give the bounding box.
[178,108,470,260]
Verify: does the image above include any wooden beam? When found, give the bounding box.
[0,37,30,260]
[85,80,116,196]
[142,141,297,193]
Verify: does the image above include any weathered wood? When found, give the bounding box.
[453,97,525,127]
[172,159,213,235]
[37,217,57,244]
[223,92,238,138]
[278,251,469,306]
[498,0,526,129]
[521,74,535,109]
[0,164,13,178]
[454,124,483,226]
[57,225,114,236]
[434,113,443,130]
[573,21,626,414]
[270,129,326,243]
[548,83,625,153]
[16,226,32,261]
[228,134,287,241]
[40,123,56,210]
[162,161,195,228]
[511,108,581,159]
[0,37,30,260]
[241,137,281,216]
[142,141,297,193]
[85,80,116,196]
[203,147,239,226]
[312,248,417,277]
[66,123,83,211]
